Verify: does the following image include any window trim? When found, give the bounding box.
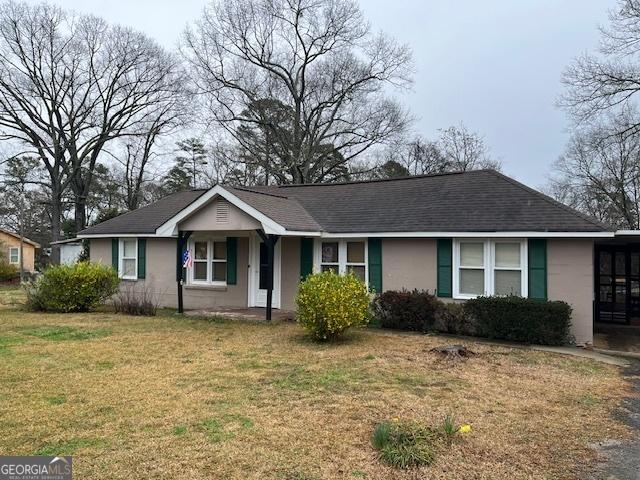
[453,238,527,299]
[9,246,19,264]
[315,238,368,285]
[188,237,228,286]
[119,238,138,280]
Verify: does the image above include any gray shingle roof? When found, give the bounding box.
[228,187,322,231]
[79,190,207,235]
[79,170,610,236]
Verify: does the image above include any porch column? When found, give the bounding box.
[256,229,280,321]
[176,230,193,314]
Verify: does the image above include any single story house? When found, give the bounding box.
[78,169,635,346]
[0,228,40,272]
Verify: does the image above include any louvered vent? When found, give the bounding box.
[216,201,230,223]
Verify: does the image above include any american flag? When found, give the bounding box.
[182,249,193,268]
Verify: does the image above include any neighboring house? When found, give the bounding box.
[78,170,631,346]
[0,229,40,272]
[51,238,84,265]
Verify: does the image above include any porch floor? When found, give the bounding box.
[184,307,296,322]
[594,323,640,353]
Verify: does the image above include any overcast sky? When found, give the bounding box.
[27,0,616,189]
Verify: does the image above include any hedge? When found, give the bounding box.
[372,291,573,345]
[463,296,572,345]
[371,289,442,332]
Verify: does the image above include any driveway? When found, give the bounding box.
[588,361,640,480]
[594,323,640,354]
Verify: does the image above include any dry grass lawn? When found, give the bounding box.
[0,298,633,479]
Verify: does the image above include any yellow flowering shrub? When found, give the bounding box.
[295,271,370,340]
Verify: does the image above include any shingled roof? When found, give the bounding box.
[79,170,610,236]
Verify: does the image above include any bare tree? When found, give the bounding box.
[561,0,640,134]
[437,124,501,171]
[550,108,640,229]
[375,124,500,178]
[0,2,187,260]
[183,0,413,184]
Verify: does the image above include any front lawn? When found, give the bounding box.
[0,306,631,479]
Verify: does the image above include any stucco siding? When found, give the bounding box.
[381,238,438,293]
[90,237,250,309]
[280,237,300,310]
[547,239,594,346]
[89,238,112,265]
[179,198,261,231]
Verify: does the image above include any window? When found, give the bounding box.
[453,239,527,299]
[318,239,367,283]
[119,239,137,280]
[9,247,19,264]
[189,239,227,285]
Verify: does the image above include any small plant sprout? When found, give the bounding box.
[441,414,457,437]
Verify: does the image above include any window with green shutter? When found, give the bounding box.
[368,238,382,293]
[528,239,547,300]
[437,239,452,298]
[300,237,314,280]
[226,237,238,285]
[111,238,119,271]
[137,239,146,280]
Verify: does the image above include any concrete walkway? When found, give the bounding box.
[436,333,631,366]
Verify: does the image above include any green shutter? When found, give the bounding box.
[437,239,452,298]
[368,238,382,293]
[226,237,237,285]
[137,239,146,280]
[300,237,314,280]
[528,239,547,300]
[111,238,119,272]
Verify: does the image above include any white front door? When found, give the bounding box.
[249,234,281,308]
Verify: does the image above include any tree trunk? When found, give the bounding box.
[49,185,62,265]
[74,196,86,235]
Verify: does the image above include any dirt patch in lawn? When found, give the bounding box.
[0,309,632,479]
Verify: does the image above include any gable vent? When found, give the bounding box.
[216,201,230,223]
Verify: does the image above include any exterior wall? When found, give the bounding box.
[381,238,437,292]
[280,237,300,310]
[0,231,36,272]
[547,239,594,346]
[90,237,250,309]
[179,198,261,231]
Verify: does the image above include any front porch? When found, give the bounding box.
[184,307,296,321]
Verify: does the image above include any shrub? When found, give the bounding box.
[0,262,19,282]
[113,284,159,316]
[464,296,572,345]
[433,302,477,336]
[371,418,459,469]
[371,289,444,332]
[296,271,370,340]
[26,262,119,313]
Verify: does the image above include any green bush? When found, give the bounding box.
[464,296,572,345]
[26,262,120,312]
[433,302,477,336]
[0,262,19,282]
[371,418,459,469]
[371,289,444,332]
[295,271,370,340]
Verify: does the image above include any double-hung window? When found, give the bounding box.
[318,239,368,283]
[453,239,526,299]
[190,239,227,285]
[9,247,19,264]
[119,239,138,280]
